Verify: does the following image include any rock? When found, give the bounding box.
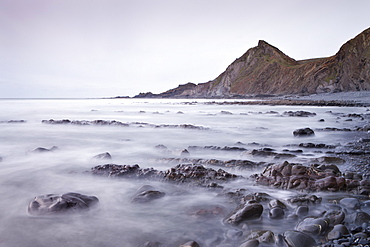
[180,149,190,156]
[295,217,330,236]
[348,211,370,225]
[32,146,58,153]
[220,111,233,115]
[269,207,285,219]
[131,185,165,203]
[179,241,200,247]
[91,164,239,187]
[283,111,316,117]
[317,156,345,165]
[140,241,161,247]
[246,230,274,244]
[239,239,259,247]
[293,128,315,137]
[287,194,322,205]
[295,205,309,216]
[268,199,287,209]
[161,164,239,185]
[91,164,159,179]
[93,152,112,160]
[298,143,336,149]
[254,161,365,193]
[324,209,345,225]
[224,201,263,225]
[283,230,316,247]
[327,224,349,240]
[28,192,99,215]
[339,198,361,210]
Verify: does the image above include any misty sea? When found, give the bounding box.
[0,98,368,246]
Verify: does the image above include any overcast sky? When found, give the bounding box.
[0,0,369,98]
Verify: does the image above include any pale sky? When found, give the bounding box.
[0,0,369,98]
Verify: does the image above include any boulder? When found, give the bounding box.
[224,201,263,225]
[293,128,315,137]
[283,230,316,247]
[28,192,99,215]
[131,185,165,203]
[93,152,112,160]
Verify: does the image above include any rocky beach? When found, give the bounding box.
[0,94,369,247]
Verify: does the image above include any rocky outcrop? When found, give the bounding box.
[28,192,99,215]
[136,28,370,98]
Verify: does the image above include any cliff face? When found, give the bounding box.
[136,28,370,98]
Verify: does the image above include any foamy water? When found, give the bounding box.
[0,98,368,246]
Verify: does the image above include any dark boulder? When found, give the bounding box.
[224,201,263,225]
[293,128,315,137]
[28,192,99,216]
[295,217,330,236]
[283,111,316,117]
[179,241,200,247]
[93,152,112,160]
[131,185,165,203]
[283,230,316,247]
[91,164,159,179]
[32,146,58,153]
[91,164,239,187]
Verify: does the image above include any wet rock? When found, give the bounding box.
[295,205,309,216]
[268,199,287,209]
[295,217,330,236]
[180,149,190,156]
[224,201,263,225]
[42,119,208,130]
[287,194,322,205]
[268,199,286,219]
[0,120,26,123]
[283,111,316,117]
[324,208,345,225]
[298,143,336,149]
[254,161,364,193]
[316,156,345,165]
[140,241,161,247]
[32,146,58,153]
[269,207,285,219]
[93,152,112,160]
[91,164,160,179]
[293,128,315,137]
[188,145,247,152]
[188,206,226,219]
[161,164,239,185]
[246,230,274,244]
[239,239,259,247]
[220,111,233,115]
[179,241,200,247]
[327,224,349,240]
[131,185,165,203]
[225,229,243,239]
[348,211,370,225]
[339,198,361,210]
[283,230,316,247]
[91,164,239,187]
[28,192,99,215]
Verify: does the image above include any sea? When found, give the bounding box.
[0,98,368,247]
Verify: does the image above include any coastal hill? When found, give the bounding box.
[135,27,370,98]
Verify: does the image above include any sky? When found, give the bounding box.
[0,0,369,98]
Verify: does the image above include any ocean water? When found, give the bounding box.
[0,98,368,247]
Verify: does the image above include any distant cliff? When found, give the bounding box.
[135,27,370,98]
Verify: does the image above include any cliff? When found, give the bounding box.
[135,27,370,98]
